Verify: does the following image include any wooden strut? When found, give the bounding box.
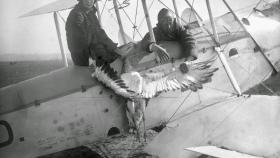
[184,0,217,44]
[113,0,127,44]
[172,0,181,24]
[53,12,68,67]
[141,0,156,43]
[205,0,242,95]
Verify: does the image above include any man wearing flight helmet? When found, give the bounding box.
[141,8,197,62]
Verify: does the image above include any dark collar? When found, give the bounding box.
[75,3,97,14]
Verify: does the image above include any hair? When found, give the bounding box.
[77,0,97,2]
[157,8,172,21]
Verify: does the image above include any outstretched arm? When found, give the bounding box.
[140,31,170,63]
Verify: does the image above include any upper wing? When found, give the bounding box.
[20,0,77,18]
[140,58,218,98]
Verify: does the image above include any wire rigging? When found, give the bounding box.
[117,0,143,38]
[204,85,239,95]
[57,12,66,23]
[230,59,277,95]
[158,0,189,25]
[246,0,263,18]
[165,91,192,124]
[100,0,108,16]
[169,95,238,123]
[133,0,140,39]
[198,97,249,145]
[158,0,214,47]
[138,0,156,32]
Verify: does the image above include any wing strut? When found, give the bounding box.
[141,0,156,43]
[205,0,242,95]
[53,12,68,67]
[113,0,127,44]
[172,0,181,24]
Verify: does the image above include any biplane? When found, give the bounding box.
[0,0,280,157]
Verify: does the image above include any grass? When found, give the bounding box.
[0,60,72,88]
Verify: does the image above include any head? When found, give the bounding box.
[157,8,175,33]
[78,0,95,10]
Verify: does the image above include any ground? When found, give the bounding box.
[1,60,280,158]
[39,130,159,158]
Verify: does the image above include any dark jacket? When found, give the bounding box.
[141,20,196,58]
[66,3,118,65]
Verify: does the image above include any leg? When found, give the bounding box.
[143,109,146,142]
[126,100,136,133]
[143,99,149,142]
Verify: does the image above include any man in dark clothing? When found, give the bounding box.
[66,0,125,66]
[141,8,197,61]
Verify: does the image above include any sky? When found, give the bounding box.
[0,0,265,61]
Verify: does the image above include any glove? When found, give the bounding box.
[149,43,170,63]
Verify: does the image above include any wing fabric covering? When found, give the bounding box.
[20,0,77,17]
[93,57,218,99]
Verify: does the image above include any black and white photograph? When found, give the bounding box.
[0,0,280,157]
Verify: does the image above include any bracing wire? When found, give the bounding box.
[168,94,238,124]
[197,91,202,104]
[158,0,214,47]
[57,12,66,23]
[229,59,277,95]
[100,0,108,16]
[204,85,238,95]
[138,0,156,31]
[157,0,190,25]
[246,0,264,18]
[117,0,143,38]
[165,91,192,124]
[197,96,248,145]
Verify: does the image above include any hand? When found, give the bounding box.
[114,47,127,57]
[150,43,170,63]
